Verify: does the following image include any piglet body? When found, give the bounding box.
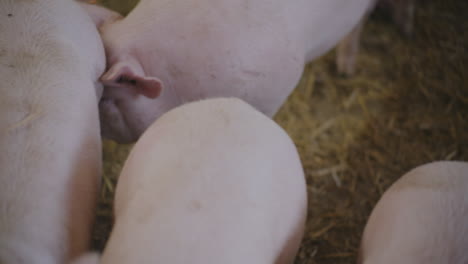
[359,161,468,264]
[0,0,105,262]
[73,98,307,264]
[96,0,375,143]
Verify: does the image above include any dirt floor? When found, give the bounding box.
[93,0,468,263]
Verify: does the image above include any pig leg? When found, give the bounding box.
[391,0,415,36]
[335,0,414,76]
[379,0,415,36]
[336,18,366,76]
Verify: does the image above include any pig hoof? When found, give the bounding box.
[336,56,357,77]
[336,46,358,77]
[337,64,356,77]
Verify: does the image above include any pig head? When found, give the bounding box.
[95,0,374,143]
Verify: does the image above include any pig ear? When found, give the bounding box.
[100,63,163,99]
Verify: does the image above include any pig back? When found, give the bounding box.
[105,98,307,264]
[0,0,105,262]
[359,161,468,264]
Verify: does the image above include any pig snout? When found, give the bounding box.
[98,97,136,143]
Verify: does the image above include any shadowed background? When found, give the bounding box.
[92,0,468,263]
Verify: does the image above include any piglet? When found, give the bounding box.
[89,0,376,143]
[0,0,106,262]
[71,98,308,264]
[358,161,468,264]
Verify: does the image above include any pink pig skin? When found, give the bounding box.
[358,161,468,264]
[91,0,375,143]
[0,0,106,263]
[70,98,307,264]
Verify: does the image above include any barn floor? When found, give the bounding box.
[93,0,468,263]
